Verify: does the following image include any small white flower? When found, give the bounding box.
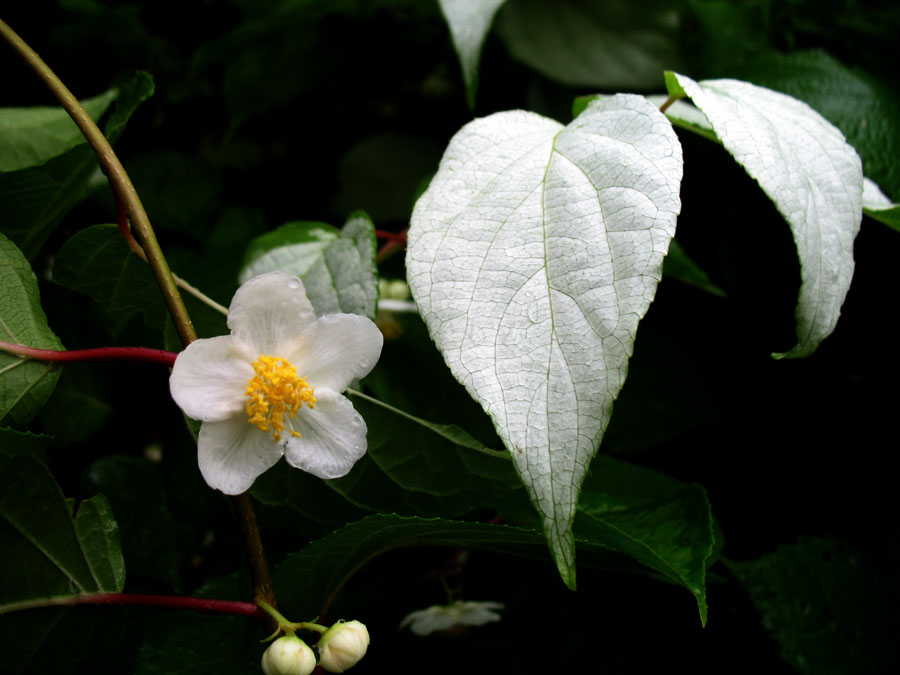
[169,272,383,494]
[261,635,316,675]
[399,601,505,636]
[317,620,370,672]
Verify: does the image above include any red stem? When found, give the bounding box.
[374,229,407,244]
[79,593,267,621]
[0,341,178,367]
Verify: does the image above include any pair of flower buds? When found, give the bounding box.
[262,620,369,675]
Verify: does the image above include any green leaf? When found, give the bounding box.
[495,0,684,90]
[38,364,111,446]
[333,134,442,224]
[334,392,524,515]
[0,89,117,173]
[0,454,124,614]
[275,495,712,623]
[407,95,683,588]
[663,70,687,100]
[72,495,126,594]
[253,392,524,523]
[0,233,63,427]
[732,49,900,200]
[862,177,900,232]
[669,73,863,359]
[727,537,899,674]
[662,239,726,297]
[437,0,508,109]
[0,605,134,675]
[82,456,181,592]
[239,211,378,319]
[135,576,259,675]
[0,72,154,259]
[0,427,52,460]
[576,482,713,625]
[52,224,166,334]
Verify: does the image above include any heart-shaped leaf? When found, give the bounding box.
[667,73,863,358]
[407,95,683,587]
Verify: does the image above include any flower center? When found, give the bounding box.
[245,354,316,441]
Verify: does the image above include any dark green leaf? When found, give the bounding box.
[38,364,111,446]
[495,0,684,90]
[82,456,181,592]
[134,576,260,675]
[276,472,713,624]
[0,233,63,427]
[0,427,52,460]
[727,537,900,674]
[274,515,551,619]
[0,605,135,675]
[733,49,900,200]
[0,89,117,173]
[332,392,523,516]
[126,150,222,237]
[662,238,727,297]
[0,455,124,614]
[239,211,378,319]
[864,205,900,231]
[576,483,714,625]
[333,134,442,223]
[52,224,166,334]
[253,392,524,525]
[0,72,154,258]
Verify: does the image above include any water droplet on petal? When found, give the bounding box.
[287,278,301,290]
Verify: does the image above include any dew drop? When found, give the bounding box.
[287,278,301,290]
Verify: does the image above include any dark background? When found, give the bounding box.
[1,1,898,673]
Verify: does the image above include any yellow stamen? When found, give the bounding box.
[245,354,316,441]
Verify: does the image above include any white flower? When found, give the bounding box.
[317,620,370,672]
[169,272,383,494]
[261,635,316,675]
[399,601,505,636]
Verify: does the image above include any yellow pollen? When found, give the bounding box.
[245,354,316,441]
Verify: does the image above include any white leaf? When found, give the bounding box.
[670,74,863,358]
[407,95,683,587]
[438,0,507,109]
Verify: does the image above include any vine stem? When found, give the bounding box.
[0,18,196,348]
[114,194,228,316]
[658,95,677,114]
[0,18,277,618]
[0,594,268,623]
[0,340,177,367]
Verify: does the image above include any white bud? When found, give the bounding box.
[317,620,370,672]
[261,635,316,675]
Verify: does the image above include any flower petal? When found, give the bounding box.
[227,272,317,354]
[284,313,384,393]
[170,336,254,421]
[283,389,368,479]
[197,416,284,494]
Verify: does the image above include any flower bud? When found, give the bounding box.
[317,620,370,672]
[261,635,316,675]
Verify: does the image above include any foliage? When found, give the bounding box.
[1,1,898,673]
